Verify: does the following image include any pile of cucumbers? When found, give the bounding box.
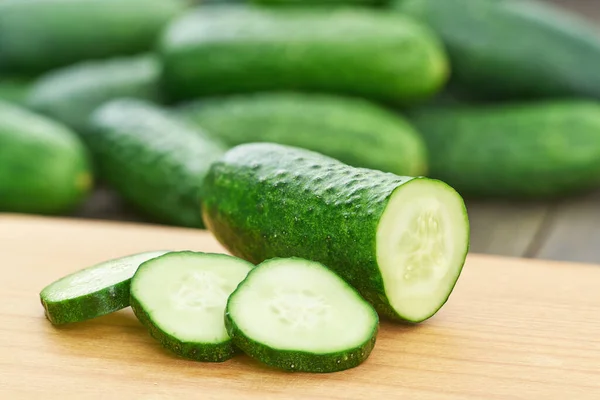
[0,0,597,372]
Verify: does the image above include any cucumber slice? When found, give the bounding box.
[40,250,168,325]
[376,178,469,322]
[225,258,379,373]
[130,251,254,362]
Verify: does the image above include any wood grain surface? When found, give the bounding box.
[1,214,599,400]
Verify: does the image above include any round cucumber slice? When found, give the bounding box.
[377,178,470,322]
[130,251,254,362]
[225,257,379,373]
[40,250,168,325]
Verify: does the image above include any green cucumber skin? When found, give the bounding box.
[203,143,425,321]
[0,0,185,74]
[131,295,240,362]
[178,92,427,176]
[160,5,448,104]
[130,251,244,362]
[85,99,226,228]
[27,55,162,133]
[0,101,92,214]
[408,101,600,198]
[0,77,31,106]
[252,0,387,5]
[394,0,600,100]
[41,281,131,326]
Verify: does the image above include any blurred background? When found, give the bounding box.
[2,0,600,264]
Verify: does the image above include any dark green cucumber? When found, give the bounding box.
[394,0,600,100]
[177,92,427,176]
[408,101,600,198]
[0,101,92,214]
[160,5,448,104]
[0,0,185,74]
[85,99,226,228]
[27,55,162,133]
[225,257,379,373]
[40,251,168,325]
[130,251,254,362]
[0,77,31,105]
[202,143,470,323]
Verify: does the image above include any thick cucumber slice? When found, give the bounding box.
[130,251,254,362]
[40,250,168,325]
[225,258,379,373]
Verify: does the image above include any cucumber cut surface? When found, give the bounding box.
[225,258,379,373]
[377,179,469,322]
[40,250,168,325]
[130,251,254,362]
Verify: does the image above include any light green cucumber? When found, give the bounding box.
[202,143,470,323]
[40,251,168,325]
[225,257,379,373]
[178,92,427,176]
[130,251,254,362]
[0,100,92,214]
[160,5,448,104]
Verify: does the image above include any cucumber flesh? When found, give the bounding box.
[40,250,168,325]
[130,251,254,362]
[225,258,379,373]
[377,179,469,322]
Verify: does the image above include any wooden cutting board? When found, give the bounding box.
[1,214,599,400]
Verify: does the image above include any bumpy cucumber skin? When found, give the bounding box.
[27,55,162,133]
[41,281,132,326]
[0,0,185,74]
[409,101,600,198]
[202,143,456,322]
[0,101,92,214]
[160,5,448,104]
[130,251,247,362]
[178,92,428,176]
[394,0,600,100]
[85,99,226,228]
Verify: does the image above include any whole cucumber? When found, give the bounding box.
[408,101,600,198]
[0,0,185,74]
[202,143,470,323]
[0,101,92,214]
[28,55,162,133]
[85,99,226,228]
[177,92,428,176]
[160,5,448,104]
[394,0,600,100]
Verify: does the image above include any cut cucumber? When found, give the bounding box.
[40,250,168,325]
[130,251,254,362]
[202,143,470,323]
[225,258,379,373]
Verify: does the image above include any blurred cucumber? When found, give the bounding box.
[394,0,600,100]
[0,0,186,74]
[160,5,449,104]
[0,101,92,214]
[178,92,427,176]
[28,54,162,133]
[408,101,600,198]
